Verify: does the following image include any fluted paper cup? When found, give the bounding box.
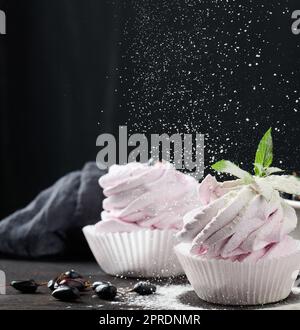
[175,242,300,305]
[83,225,183,278]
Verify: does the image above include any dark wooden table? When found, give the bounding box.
[0,259,299,310]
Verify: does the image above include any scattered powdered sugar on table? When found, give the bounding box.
[125,284,203,310]
[80,283,300,310]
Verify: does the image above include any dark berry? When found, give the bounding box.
[64,270,83,279]
[52,285,80,301]
[132,282,156,295]
[11,280,39,293]
[58,278,86,291]
[95,283,117,300]
[92,281,111,290]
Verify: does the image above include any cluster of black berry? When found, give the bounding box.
[10,270,157,302]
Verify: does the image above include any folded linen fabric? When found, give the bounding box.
[0,162,105,258]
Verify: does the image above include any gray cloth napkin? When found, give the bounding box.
[0,162,105,259]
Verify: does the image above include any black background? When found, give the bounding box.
[0,0,300,219]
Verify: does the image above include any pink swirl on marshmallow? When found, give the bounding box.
[178,175,299,262]
[96,162,199,233]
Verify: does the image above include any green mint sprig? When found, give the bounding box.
[211,160,253,182]
[211,128,284,180]
[254,128,273,175]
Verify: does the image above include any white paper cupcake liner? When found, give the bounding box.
[175,243,300,305]
[83,225,183,278]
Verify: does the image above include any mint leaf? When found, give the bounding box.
[254,128,273,176]
[265,167,284,176]
[212,160,252,181]
[253,163,264,177]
